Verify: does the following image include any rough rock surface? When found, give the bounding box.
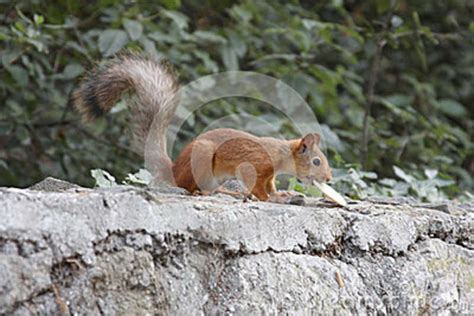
[0,182,473,315]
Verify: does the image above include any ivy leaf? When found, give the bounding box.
[302,19,327,30]
[14,21,26,33]
[148,31,177,44]
[432,178,455,188]
[193,30,227,44]
[220,45,238,70]
[434,99,467,118]
[124,168,152,185]
[360,171,378,180]
[393,166,413,183]
[162,0,182,10]
[162,10,188,30]
[61,63,84,79]
[229,6,252,24]
[98,29,128,57]
[90,169,117,187]
[424,169,438,180]
[123,19,143,41]
[194,50,219,72]
[228,30,246,57]
[33,14,44,26]
[7,65,29,86]
[321,124,345,152]
[379,178,397,187]
[140,37,158,56]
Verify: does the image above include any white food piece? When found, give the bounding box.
[312,181,347,207]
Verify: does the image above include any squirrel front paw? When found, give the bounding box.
[267,191,305,205]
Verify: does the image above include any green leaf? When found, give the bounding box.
[393,166,413,183]
[162,10,188,30]
[98,29,129,57]
[220,45,238,70]
[14,21,26,33]
[123,19,143,41]
[148,31,177,44]
[194,50,219,72]
[434,99,467,118]
[432,178,455,188]
[321,124,345,152]
[228,30,246,57]
[162,0,181,10]
[7,65,29,86]
[424,169,438,180]
[193,30,227,44]
[360,171,378,180]
[91,169,117,187]
[140,37,158,56]
[383,94,413,107]
[33,14,44,26]
[124,168,152,185]
[61,63,84,79]
[287,177,306,194]
[330,0,343,8]
[302,19,327,30]
[379,178,397,187]
[229,5,252,24]
[306,183,323,197]
[16,126,31,145]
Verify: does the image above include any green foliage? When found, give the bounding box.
[0,1,472,201]
[90,169,117,188]
[329,165,459,202]
[91,168,151,187]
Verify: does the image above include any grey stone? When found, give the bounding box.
[0,184,472,315]
[28,177,83,192]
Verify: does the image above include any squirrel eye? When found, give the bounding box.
[312,157,321,166]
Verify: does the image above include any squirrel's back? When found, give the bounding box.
[70,54,178,154]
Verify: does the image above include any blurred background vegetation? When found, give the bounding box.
[0,0,473,201]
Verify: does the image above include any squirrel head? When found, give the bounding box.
[293,133,332,185]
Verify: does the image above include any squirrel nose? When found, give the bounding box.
[325,174,332,182]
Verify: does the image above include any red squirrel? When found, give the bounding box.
[71,54,332,203]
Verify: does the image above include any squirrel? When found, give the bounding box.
[71,54,333,203]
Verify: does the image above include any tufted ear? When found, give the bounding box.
[298,133,321,154]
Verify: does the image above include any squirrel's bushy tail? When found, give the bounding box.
[70,54,178,160]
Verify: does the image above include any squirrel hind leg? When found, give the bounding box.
[250,184,270,201]
[242,174,271,201]
[175,139,220,193]
[191,140,220,192]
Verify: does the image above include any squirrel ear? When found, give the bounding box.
[299,143,308,155]
[313,133,321,145]
[299,134,315,154]
[298,133,321,154]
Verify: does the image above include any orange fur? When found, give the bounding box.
[172,128,332,201]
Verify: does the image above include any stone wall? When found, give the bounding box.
[0,180,472,314]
